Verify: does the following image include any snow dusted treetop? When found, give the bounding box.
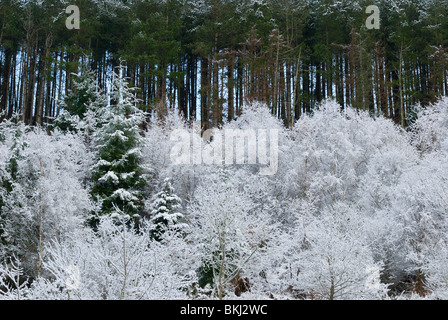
[55,67,108,135]
[286,98,414,208]
[55,0,129,17]
[222,100,289,178]
[315,0,362,16]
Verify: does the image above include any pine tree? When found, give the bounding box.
[90,63,147,223]
[55,68,107,134]
[148,178,186,242]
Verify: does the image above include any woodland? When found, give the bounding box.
[0,0,448,300]
[0,0,448,127]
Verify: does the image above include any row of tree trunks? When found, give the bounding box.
[1,42,447,129]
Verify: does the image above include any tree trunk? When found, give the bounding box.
[36,33,53,126]
[303,61,311,113]
[200,56,210,133]
[0,46,12,121]
[227,55,235,122]
[292,49,302,127]
[212,34,219,127]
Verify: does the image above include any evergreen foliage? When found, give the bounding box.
[90,64,147,221]
[147,178,186,241]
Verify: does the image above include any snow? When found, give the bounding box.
[112,189,139,202]
[1,96,448,300]
[98,171,120,184]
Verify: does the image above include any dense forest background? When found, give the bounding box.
[1,0,448,129]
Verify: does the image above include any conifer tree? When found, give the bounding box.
[55,68,107,134]
[90,64,147,223]
[148,178,186,241]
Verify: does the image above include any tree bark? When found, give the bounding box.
[200,56,210,133]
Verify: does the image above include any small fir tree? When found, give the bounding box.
[148,178,186,241]
[62,68,102,119]
[55,69,104,132]
[55,68,109,154]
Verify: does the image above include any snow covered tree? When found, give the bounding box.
[147,178,186,242]
[404,98,448,297]
[261,99,418,298]
[59,69,100,120]
[0,213,197,300]
[221,100,290,179]
[90,63,147,223]
[390,152,448,297]
[0,255,29,300]
[188,169,278,299]
[141,111,194,202]
[0,125,92,279]
[285,202,389,300]
[410,97,448,155]
[422,238,448,299]
[55,67,109,153]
